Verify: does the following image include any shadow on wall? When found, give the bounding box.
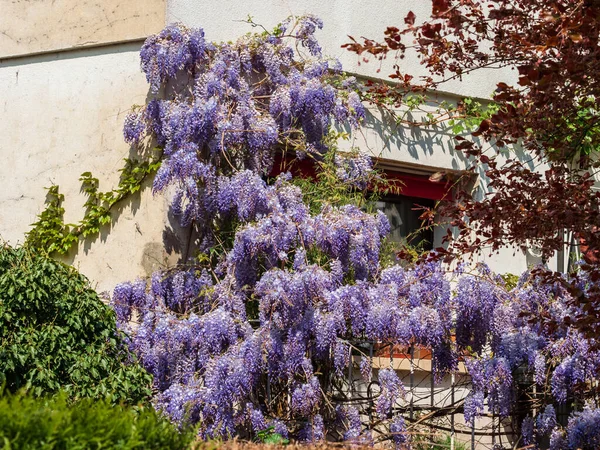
[359,103,471,171]
[361,98,539,205]
[357,97,542,257]
[57,135,190,276]
[0,41,144,69]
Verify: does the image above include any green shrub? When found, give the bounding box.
[413,435,468,450]
[0,245,151,403]
[0,391,194,449]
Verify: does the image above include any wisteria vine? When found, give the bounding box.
[113,16,600,449]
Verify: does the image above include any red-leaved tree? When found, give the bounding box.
[344,0,600,340]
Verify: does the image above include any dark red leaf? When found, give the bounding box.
[471,120,490,137]
[404,11,416,26]
[432,0,450,17]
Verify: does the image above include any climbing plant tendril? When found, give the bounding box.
[110,16,600,448]
[26,155,161,255]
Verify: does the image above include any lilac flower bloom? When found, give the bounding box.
[333,340,350,375]
[295,15,324,56]
[390,415,409,449]
[247,403,268,434]
[360,356,372,382]
[552,356,579,403]
[111,282,133,324]
[291,376,321,416]
[549,428,566,450]
[464,391,485,424]
[334,152,373,190]
[376,368,405,419]
[336,405,362,441]
[123,110,146,144]
[567,407,600,450]
[140,23,211,93]
[455,275,500,353]
[299,414,325,442]
[409,306,443,348]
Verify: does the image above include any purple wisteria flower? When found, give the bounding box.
[334,152,373,190]
[110,14,600,446]
[521,416,534,445]
[390,415,409,449]
[376,368,405,419]
[567,407,600,449]
[536,404,557,436]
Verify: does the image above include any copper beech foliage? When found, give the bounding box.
[344,1,600,341]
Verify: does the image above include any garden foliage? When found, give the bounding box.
[0,245,152,403]
[344,0,600,344]
[111,15,600,449]
[25,157,161,255]
[0,391,194,450]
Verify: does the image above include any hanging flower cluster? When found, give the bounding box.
[114,258,600,446]
[114,16,600,448]
[459,270,600,449]
[123,16,365,247]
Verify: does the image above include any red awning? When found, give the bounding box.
[270,154,452,201]
[383,170,452,201]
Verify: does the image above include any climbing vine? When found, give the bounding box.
[25,153,161,254]
[106,16,600,448]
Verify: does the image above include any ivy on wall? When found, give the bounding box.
[25,153,161,255]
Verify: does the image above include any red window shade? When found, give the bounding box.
[271,153,317,179]
[384,170,452,201]
[270,154,452,201]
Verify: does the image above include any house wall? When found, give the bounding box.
[0,0,181,294]
[0,2,549,447]
[0,2,546,290]
[0,0,165,59]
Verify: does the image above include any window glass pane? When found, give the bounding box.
[376,196,434,251]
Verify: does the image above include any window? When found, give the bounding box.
[377,195,434,251]
[270,152,453,254]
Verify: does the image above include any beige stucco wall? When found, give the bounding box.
[0,0,165,58]
[0,0,542,292]
[0,0,180,293]
[167,0,518,99]
[0,42,187,293]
